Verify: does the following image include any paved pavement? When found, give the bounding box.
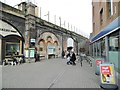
[2,57,101,88]
[0,65,2,90]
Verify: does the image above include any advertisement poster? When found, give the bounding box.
[47,46,55,54]
[30,49,35,58]
[96,60,103,66]
[95,59,104,75]
[100,64,116,84]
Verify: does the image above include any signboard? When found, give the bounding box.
[95,58,104,75]
[30,39,35,43]
[47,46,55,54]
[0,20,21,37]
[25,48,35,58]
[29,49,35,58]
[100,64,116,84]
[96,60,103,66]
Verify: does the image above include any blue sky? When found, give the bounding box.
[0,0,92,38]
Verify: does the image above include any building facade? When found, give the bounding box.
[91,0,120,73]
[0,1,88,63]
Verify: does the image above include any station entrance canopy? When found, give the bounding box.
[91,16,120,43]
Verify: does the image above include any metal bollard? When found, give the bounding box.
[90,62,92,67]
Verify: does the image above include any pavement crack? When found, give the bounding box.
[48,68,66,89]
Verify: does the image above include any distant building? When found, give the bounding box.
[91,0,120,73]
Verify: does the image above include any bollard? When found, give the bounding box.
[90,61,92,67]
[80,61,82,67]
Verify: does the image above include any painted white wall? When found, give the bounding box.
[67,38,74,47]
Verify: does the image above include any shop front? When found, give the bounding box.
[90,16,120,73]
[0,20,24,63]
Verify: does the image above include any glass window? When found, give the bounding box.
[101,38,105,57]
[109,31,119,51]
[94,43,97,57]
[6,43,19,55]
[97,41,101,57]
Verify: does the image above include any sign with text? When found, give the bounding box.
[0,20,21,37]
[47,46,55,54]
[100,64,116,84]
[95,58,104,75]
[29,49,35,58]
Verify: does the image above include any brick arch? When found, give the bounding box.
[47,36,53,42]
[38,39,45,45]
[37,39,46,55]
[54,41,58,46]
[0,19,24,40]
[47,41,52,45]
[37,32,62,59]
[38,31,60,41]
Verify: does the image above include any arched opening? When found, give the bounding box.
[4,35,23,56]
[0,20,24,61]
[54,41,59,57]
[47,36,53,42]
[37,32,60,59]
[67,38,74,47]
[38,39,45,55]
[47,40,55,59]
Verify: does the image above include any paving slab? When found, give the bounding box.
[2,58,101,88]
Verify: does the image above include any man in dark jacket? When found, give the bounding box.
[70,51,76,65]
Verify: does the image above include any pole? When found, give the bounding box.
[74,26,75,32]
[40,7,41,18]
[71,25,72,31]
[59,17,61,27]
[68,23,69,30]
[54,15,56,24]
[64,21,65,28]
[48,11,49,22]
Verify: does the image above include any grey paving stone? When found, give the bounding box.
[0,65,2,90]
[2,58,101,88]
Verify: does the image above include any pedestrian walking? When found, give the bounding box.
[62,50,65,59]
[34,51,38,62]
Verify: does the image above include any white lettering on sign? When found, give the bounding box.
[0,20,21,37]
[102,66,109,70]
